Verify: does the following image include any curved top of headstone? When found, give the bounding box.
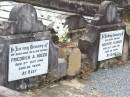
[98,1,118,23]
[9,3,44,34]
[9,4,37,21]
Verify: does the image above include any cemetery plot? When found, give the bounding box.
[8,40,49,81]
[98,30,125,61]
[0,0,128,90]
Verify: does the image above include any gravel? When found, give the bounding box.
[83,64,130,97]
[25,64,130,97]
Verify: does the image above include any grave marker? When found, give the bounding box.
[98,30,125,61]
[78,1,129,70]
[8,40,49,81]
[0,3,58,90]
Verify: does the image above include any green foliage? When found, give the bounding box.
[126,26,130,36]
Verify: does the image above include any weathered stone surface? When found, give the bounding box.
[35,32,59,74]
[122,32,129,62]
[0,86,32,97]
[47,58,67,80]
[14,0,128,17]
[65,15,86,31]
[58,47,66,58]
[78,36,92,54]
[0,21,16,36]
[58,47,72,59]
[67,48,81,76]
[34,32,59,82]
[48,41,59,72]
[34,31,58,74]
[0,34,44,90]
[78,26,98,54]
[57,58,67,78]
[9,3,44,34]
[98,1,118,24]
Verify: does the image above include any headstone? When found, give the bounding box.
[78,1,129,70]
[98,1,118,23]
[0,3,58,90]
[9,4,44,34]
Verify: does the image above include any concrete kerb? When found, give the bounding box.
[0,86,32,97]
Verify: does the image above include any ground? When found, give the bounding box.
[24,63,130,97]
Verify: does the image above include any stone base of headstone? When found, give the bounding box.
[0,33,59,90]
[79,23,129,70]
[0,34,33,90]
